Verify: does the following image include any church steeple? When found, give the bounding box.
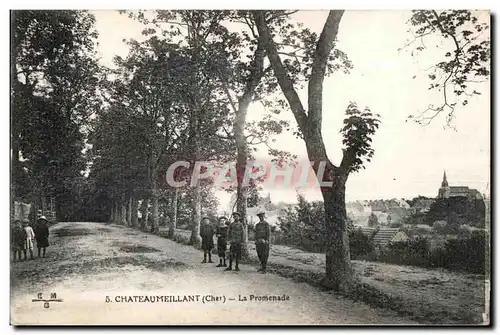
[441,170,449,187]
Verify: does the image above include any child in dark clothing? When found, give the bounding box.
[224,212,244,272]
[35,216,50,258]
[11,220,26,262]
[215,217,228,267]
[199,217,215,263]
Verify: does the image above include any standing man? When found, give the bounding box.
[215,216,229,268]
[255,211,271,273]
[224,212,244,272]
[199,217,215,263]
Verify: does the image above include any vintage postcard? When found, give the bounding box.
[10,9,490,325]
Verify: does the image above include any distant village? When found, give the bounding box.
[231,170,488,240]
[225,170,488,252]
[346,171,485,227]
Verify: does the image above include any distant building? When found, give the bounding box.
[373,211,389,225]
[393,199,411,209]
[358,226,409,247]
[370,200,388,212]
[438,170,483,200]
[412,199,435,213]
[387,207,410,225]
[347,201,365,214]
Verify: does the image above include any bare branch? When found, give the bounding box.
[265,10,299,23]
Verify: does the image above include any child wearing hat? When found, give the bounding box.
[215,216,229,267]
[225,212,244,272]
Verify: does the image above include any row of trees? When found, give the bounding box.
[11,10,489,291]
[11,11,103,220]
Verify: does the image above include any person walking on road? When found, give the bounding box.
[199,217,215,263]
[22,219,35,260]
[225,212,244,272]
[215,216,229,268]
[255,211,271,273]
[35,216,50,258]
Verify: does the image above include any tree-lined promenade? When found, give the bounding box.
[10,222,415,325]
[10,221,486,324]
[11,10,489,293]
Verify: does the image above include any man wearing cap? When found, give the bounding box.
[225,212,244,272]
[35,216,50,258]
[255,211,271,273]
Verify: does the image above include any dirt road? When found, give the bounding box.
[10,222,415,325]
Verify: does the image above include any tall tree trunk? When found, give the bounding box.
[11,134,20,223]
[189,100,201,246]
[254,10,353,290]
[221,38,265,260]
[151,185,159,233]
[114,200,120,224]
[190,182,201,246]
[31,189,39,225]
[121,197,127,226]
[321,169,352,291]
[131,196,138,227]
[110,200,115,223]
[140,198,149,230]
[113,200,119,223]
[41,189,47,215]
[127,196,132,226]
[10,189,15,223]
[234,100,250,259]
[11,37,20,222]
[168,188,178,238]
[236,184,250,260]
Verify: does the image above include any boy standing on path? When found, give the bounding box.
[199,217,215,263]
[255,211,271,273]
[215,216,229,267]
[22,219,35,260]
[11,220,26,262]
[34,216,50,258]
[224,212,244,272]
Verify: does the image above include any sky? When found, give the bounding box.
[90,10,490,210]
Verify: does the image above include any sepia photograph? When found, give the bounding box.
[9,8,491,326]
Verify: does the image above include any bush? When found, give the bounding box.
[442,231,486,273]
[349,228,373,259]
[170,232,191,246]
[277,195,327,253]
[363,237,432,268]
[361,233,487,275]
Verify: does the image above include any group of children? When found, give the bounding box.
[11,216,50,262]
[199,211,271,273]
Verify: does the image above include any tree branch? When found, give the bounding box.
[308,10,344,132]
[253,10,308,133]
